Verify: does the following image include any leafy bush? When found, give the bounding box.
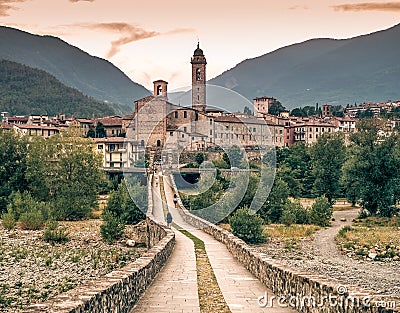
[280,210,296,226]
[43,220,69,244]
[229,206,265,244]
[100,211,125,244]
[7,191,50,221]
[1,212,16,230]
[19,210,45,230]
[281,200,310,226]
[105,179,146,225]
[309,196,332,227]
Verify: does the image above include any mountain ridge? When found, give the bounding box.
[0,26,151,113]
[0,59,115,117]
[209,23,400,108]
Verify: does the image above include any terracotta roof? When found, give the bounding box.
[8,117,28,122]
[95,116,122,127]
[135,95,155,104]
[123,113,136,120]
[15,125,60,131]
[76,118,93,124]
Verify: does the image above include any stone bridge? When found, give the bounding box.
[25,172,399,313]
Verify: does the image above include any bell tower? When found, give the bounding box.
[191,42,207,112]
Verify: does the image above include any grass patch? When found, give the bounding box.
[336,217,400,260]
[263,224,320,242]
[179,229,231,313]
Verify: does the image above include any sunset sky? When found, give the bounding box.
[1,0,399,91]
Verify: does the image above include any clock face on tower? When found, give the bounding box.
[196,68,201,81]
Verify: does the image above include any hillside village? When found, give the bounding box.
[1,44,400,170]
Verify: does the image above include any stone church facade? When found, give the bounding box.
[112,43,283,168]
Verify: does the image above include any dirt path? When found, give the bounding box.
[311,209,358,259]
[257,209,400,298]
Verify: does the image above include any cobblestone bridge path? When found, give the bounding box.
[130,174,295,313]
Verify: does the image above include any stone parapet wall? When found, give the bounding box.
[168,175,399,313]
[25,176,175,313]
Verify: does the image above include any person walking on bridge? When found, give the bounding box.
[166,211,173,228]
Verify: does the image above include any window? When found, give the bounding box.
[157,140,161,147]
[97,144,103,150]
[184,127,187,132]
[309,128,312,131]
[253,128,256,132]
[210,130,212,135]
[184,111,187,118]
[112,129,114,135]
[316,128,319,132]
[170,132,173,136]
[192,137,194,141]
[322,128,325,132]
[316,134,318,138]
[309,134,312,138]
[109,144,115,152]
[196,68,201,80]
[182,134,184,138]
[141,140,145,147]
[174,111,178,118]
[210,119,213,125]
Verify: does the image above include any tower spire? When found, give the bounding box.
[191,43,207,112]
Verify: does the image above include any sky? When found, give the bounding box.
[1,0,400,91]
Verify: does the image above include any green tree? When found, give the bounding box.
[222,145,243,168]
[281,199,309,225]
[259,178,290,223]
[105,179,147,225]
[309,196,332,226]
[26,130,104,220]
[310,133,345,205]
[0,130,28,214]
[229,206,265,244]
[243,106,253,116]
[100,210,125,244]
[268,100,287,116]
[343,118,400,217]
[195,152,205,165]
[95,121,106,138]
[276,142,313,197]
[86,126,95,138]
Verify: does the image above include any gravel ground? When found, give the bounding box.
[0,220,146,312]
[256,209,400,298]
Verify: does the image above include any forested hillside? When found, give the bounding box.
[0,59,115,117]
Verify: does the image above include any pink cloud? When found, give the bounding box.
[333,2,400,12]
[80,23,194,58]
[0,0,25,17]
